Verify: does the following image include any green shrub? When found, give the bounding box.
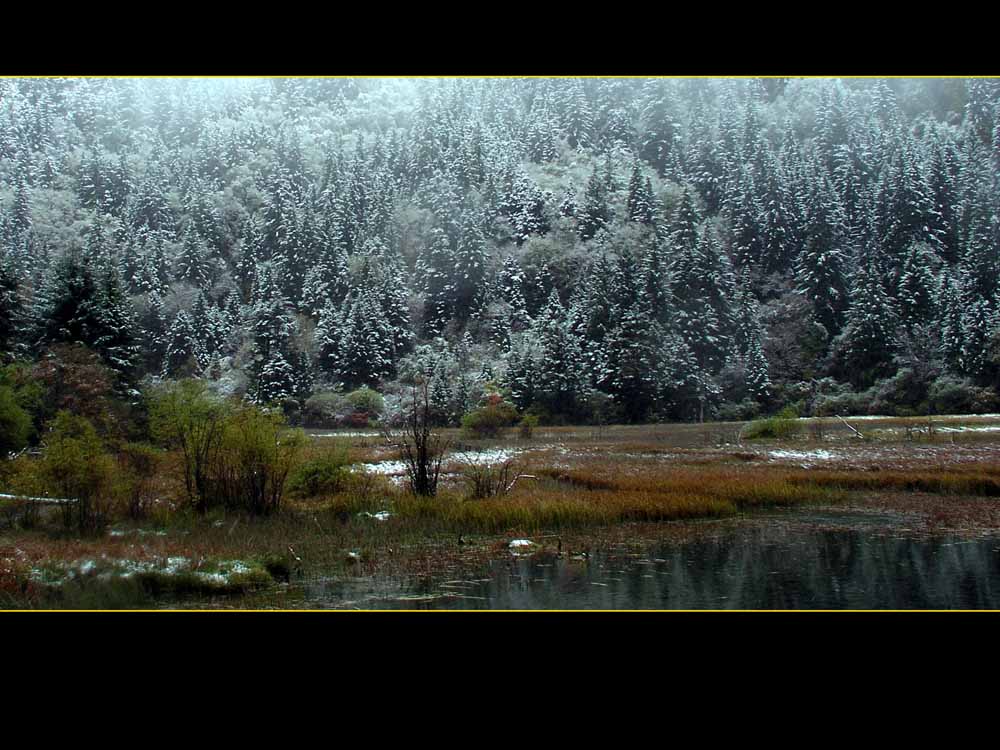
[150,380,305,515]
[302,391,349,427]
[117,442,160,519]
[716,399,762,422]
[461,397,519,439]
[929,376,999,415]
[287,448,350,498]
[208,406,306,515]
[346,387,384,420]
[869,368,932,416]
[38,411,117,533]
[743,405,801,440]
[149,379,228,513]
[518,414,539,439]
[0,384,31,457]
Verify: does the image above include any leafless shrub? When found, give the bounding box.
[461,457,518,499]
[382,381,451,496]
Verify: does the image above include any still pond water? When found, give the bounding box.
[289,513,1000,610]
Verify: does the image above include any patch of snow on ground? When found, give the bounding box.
[312,431,381,438]
[354,460,409,475]
[358,511,392,521]
[352,448,520,478]
[769,449,837,461]
[509,539,534,548]
[937,426,1000,433]
[77,560,96,576]
[447,448,519,464]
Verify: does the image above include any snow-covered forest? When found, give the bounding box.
[1,77,999,426]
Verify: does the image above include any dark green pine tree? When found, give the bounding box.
[879,145,939,264]
[301,246,352,317]
[578,166,610,241]
[0,255,24,359]
[728,169,764,271]
[572,253,621,375]
[35,251,105,352]
[638,234,674,326]
[246,263,300,387]
[966,78,999,144]
[814,81,851,173]
[959,213,999,304]
[503,332,542,411]
[600,295,662,423]
[731,270,758,356]
[453,212,489,322]
[626,161,656,225]
[91,262,140,384]
[327,291,393,389]
[418,227,456,336]
[671,227,735,375]
[372,258,414,365]
[314,299,343,381]
[559,78,594,150]
[498,253,531,332]
[744,329,771,402]
[757,149,799,275]
[190,290,223,361]
[959,296,998,381]
[137,290,169,373]
[637,81,680,176]
[669,188,701,258]
[12,170,32,239]
[896,243,939,331]
[937,268,965,371]
[927,133,961,263]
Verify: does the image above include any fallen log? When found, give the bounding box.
[836,415,866,439]
[504,474,537,494]
[0,492,76,505]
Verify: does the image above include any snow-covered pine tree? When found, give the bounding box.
[796,176,849,338]
[497,253,531,332]
[896,243,939,331]
[161,310,205,378]
[533,289,589,419]
[626,161,656,225]
[503,331,542,411]
[254,349,298,405]
[959,296,998,381]
[418,227,456,337]
[175,224,211,287]
[600,294,662,422]
[830,260,900,388]
[453,211,489,322]
[937,267,966,372]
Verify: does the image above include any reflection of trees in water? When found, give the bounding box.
[475,527,1000,610]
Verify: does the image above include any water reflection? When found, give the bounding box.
[320,521,1000,610]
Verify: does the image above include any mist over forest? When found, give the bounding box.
[1,77,999,428]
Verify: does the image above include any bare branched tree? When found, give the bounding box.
[382,380,451,496]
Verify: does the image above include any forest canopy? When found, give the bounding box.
[1,77,999,426]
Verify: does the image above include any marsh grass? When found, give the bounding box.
[789,467,1000,497]
[384,463,847,533]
